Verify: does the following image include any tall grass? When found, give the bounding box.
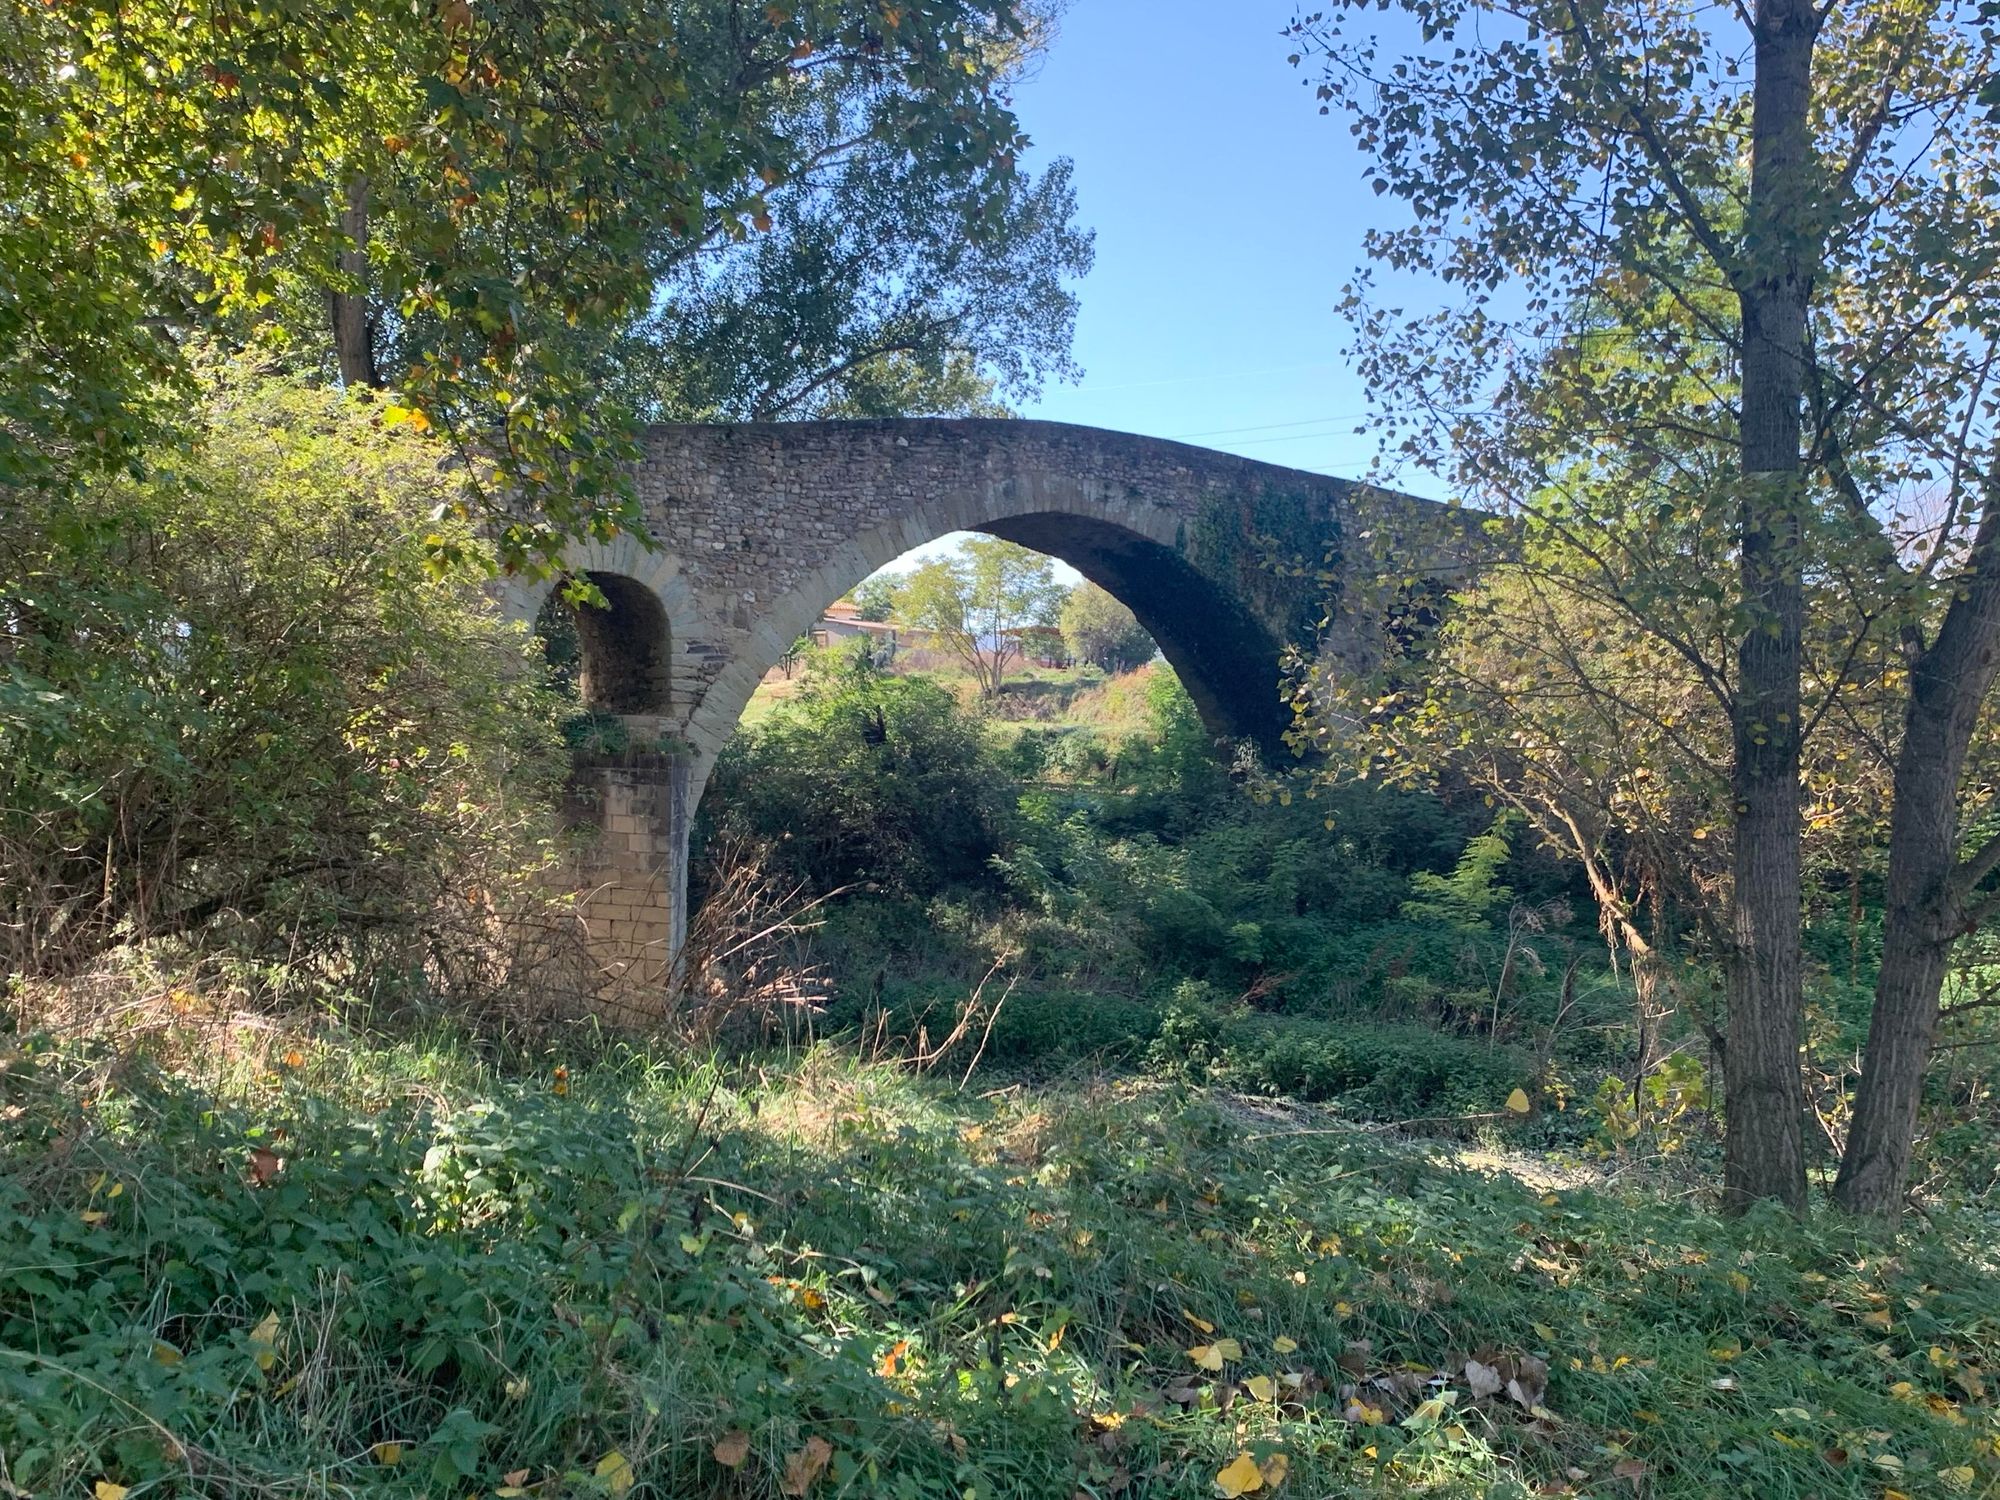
[3,1005,1995,1499]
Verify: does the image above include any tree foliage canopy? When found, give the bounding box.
[894,537,1063,696]
[5,0,1060,567]
[1059,581,1155,671]
[0,363,563,979]
[1289,0,2000,1211]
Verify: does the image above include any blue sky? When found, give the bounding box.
[1010,0,1381,475]
[881,0,1412,577]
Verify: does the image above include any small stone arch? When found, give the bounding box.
[559,571,672,715]
[494,535,701,723]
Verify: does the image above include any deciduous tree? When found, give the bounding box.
[1289,0,2000,1212]
[4,0,1045,569]
[896,538,1060,696]
[1060,582,1156,671]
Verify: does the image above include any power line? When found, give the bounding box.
[1169,410,1374,441]
[1062,360,1347,395]
[1215,425,1378,450]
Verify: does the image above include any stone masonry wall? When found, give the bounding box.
[558,753,690,1019]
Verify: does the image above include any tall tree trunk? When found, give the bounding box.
[1722,0,1819,1213]
[329,176,379,388]
[1834,501,2000,1217]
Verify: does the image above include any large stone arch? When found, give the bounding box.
[682,479,1295,793]
[513,418,1475,1008]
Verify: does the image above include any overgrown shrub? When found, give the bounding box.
[698,651,1014,898]
[0,366,565,985]
[1142,987,1535,1119]
[1144,978,1231,1082]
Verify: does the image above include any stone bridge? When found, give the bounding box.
[497,418,1470,1002]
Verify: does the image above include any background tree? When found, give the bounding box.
[1060,582,1157,671]
[625,154,1091,421]
[1288,0,2000,1211]
[895,538,1061,697]
[848,574,903,623]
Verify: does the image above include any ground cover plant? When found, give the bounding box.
[3,1008,1997,1500]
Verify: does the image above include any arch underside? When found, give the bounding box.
[678,500,1301,783]
[975,511,1293,753]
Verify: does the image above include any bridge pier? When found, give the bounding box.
[559,744,692,1016]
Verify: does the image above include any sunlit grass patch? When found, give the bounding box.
[2,1022,1995,1499]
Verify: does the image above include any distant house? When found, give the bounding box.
[1002,623,1069,668]
[813,599,900,657]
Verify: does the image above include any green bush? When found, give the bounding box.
[830,979,1164,1070]
[0,366,564,982]
[698,653,1013,898]
[1143,979,1231,1082]
[1224,1017,1533,1118]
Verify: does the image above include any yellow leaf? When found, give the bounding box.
[1214,1452,1265,1496]
[1862,1308,1893,1330]
[1941,1466,1975,1491]
[595,1450,635,1497]
[1726,1271,1751,1294]
[95,1484,128,1500]
[1533,1322,1556,1341]
[79,1210,107,1225]
[1182,1309,1216,1335]
[1246,1375,1277,1402]
[1259,1452,1290,1488]
[1190,1343,1224,1371]
[372,1442,402,1466]
[1272,1336,1298,1354]
[250,1311,280,1371]
[1505,1088,1531,1114]
[152,1341,182,1366]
